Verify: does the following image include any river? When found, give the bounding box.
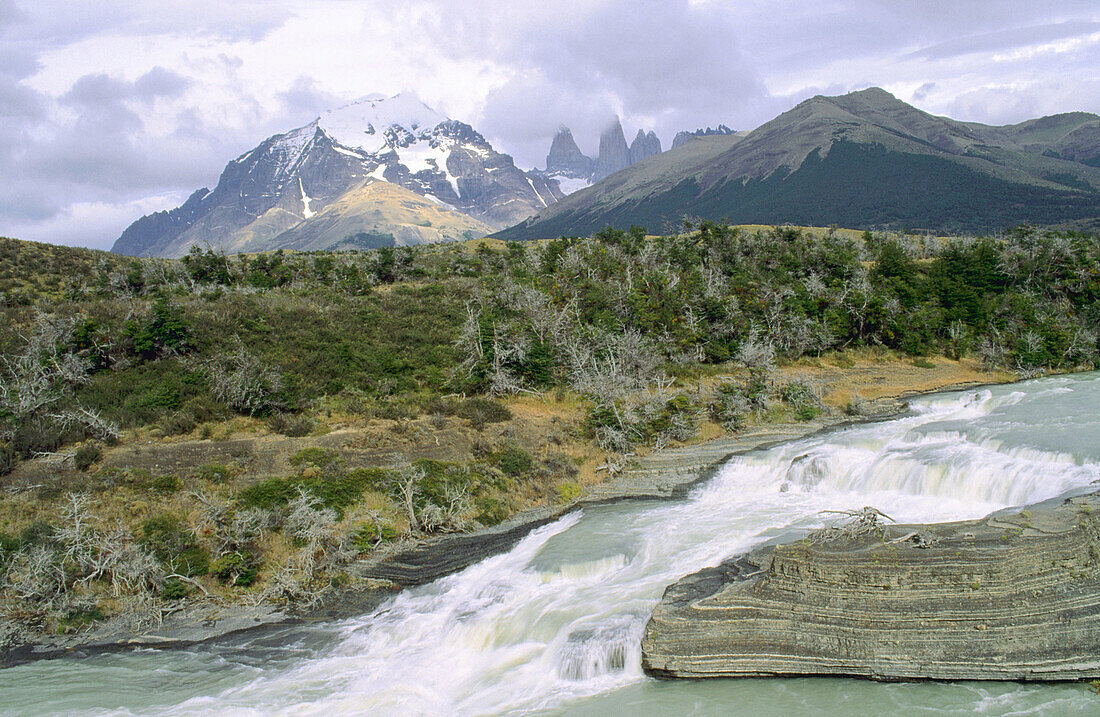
[3,373,1100,715]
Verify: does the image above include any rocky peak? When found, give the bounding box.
[592,118,632,182]
[672,124,737,149]
[630,129,662,165]
[546,127,593,177]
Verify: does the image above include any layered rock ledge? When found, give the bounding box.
[642,492,1100,681]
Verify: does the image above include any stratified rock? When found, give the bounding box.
[629,130,662,165]
[642,493,1100,681]
[592,118,632,182]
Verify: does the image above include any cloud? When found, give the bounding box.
[2,0,1100,250]
[906,20,1100,61]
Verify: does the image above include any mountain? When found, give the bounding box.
[630,129,662,165]
[591,118,632,182]
[541,127,595,196]
[498,88,1100,240]
[535,119,664,196]
[113,93,559,257]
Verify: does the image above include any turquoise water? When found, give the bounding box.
[3,373,1099,716]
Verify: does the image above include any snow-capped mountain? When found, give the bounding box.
[113,93,561,257]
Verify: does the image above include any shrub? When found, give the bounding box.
[143,474,182,493]
[125,295,191,360]
[194,463,236,483]
[237,477,299,510]
[455,398,512,429]
[912,357,937,369]
[0,441,16,476]
[555,481,582,504]
[10,419,67,459]
[267,412,313,437]
[473,494,510,526]
[140,514,210,577]
[352,521,398,552]
[58,604,106,632]
[73,443,101,472]
[709,383,752,432]
[160,576,190,600]
[778,378,823,421]
[207,345,288,416]
[289,447,340,469]
[489,444,533,477]
[159,410,198,436]
[212,551,259,587]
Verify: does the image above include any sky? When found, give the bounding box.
[2,0,1099,250]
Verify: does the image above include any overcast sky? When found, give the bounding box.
[3,0,1099,250]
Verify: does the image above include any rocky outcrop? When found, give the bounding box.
[629,129,662,165]
[592,118,633,182]
[670,124,738,149]
[642,492,1100,681]
[546,128,594,177]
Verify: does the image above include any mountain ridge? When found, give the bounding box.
[498,88,1100,239]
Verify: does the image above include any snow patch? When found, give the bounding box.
[298,178,315,219]
[331,145,366,160]
[268,124,316,179]
[422,192,458,211]
[318,93,447,154]
[548,174,592,195]
[526,176,549,207]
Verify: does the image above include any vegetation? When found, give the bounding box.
[0,220,1097,634]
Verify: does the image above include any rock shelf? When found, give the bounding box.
[642,493,1100,681]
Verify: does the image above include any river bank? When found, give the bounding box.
[0,378,1004,668]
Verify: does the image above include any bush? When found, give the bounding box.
[125,295,191,360]
[289,447,340,468]
[473,494,511,526]
[352,521,398,552]
[709,383,752,432]
[140,514,211,577]
[555,481,582,504]
[489,444,533,477]
[212,551,259,587]
[193,463,236,483]
[74,443,101,472]
[10,419,67,459]
[778,378,823,421]
[0,441,16,476]
[267,413,313,437]
[207,345,288,416]
[159,410,198,436]
[160,576,190,600]
[455,398,512,429]
[209,552,256,585]
[142,474,182,493]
